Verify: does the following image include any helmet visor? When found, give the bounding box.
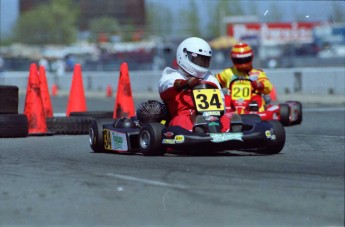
[232,56,253,64]
[187,51,211,68]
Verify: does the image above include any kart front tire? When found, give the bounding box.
[279,104,290,126]
[258,120,285,154]
[89,118,113,153]
[139,123,165,156]
[295,101,303,124]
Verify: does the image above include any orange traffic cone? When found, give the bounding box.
[51,84,58,96]
[113,62,135,118]
[106,85,113,97]
[38,65,53,117]
[270,86,278,101]
[23,63,48,134]
[66,64,87,116]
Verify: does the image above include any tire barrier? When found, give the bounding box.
[0,85,19,114]
[0,85,29,138]
[46,117,94,135]
[0,114,29,138]
[69,111,114,119]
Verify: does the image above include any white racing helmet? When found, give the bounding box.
[176,37,212,79]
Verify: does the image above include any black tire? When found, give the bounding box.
[70,111,114,119]
[46,116,94,134]
[258,120,286,154]
[279,104,290,126]
[89,118,114,153]
[0,85,19,114]
[295,101,303,124]
[139,123,165,156]
[0,114,28,137]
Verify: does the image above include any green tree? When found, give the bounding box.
[122,23,136,41]
[13,0,78,44]
[330,1,345,22]
[207,0,244,37]
[180,0,201,37]
[89,16,121,42]
[145,2,173,37]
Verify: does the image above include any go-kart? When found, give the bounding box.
[224,78,302,126]
[89,83,286,156]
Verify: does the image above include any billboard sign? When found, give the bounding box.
[227,22,320,45]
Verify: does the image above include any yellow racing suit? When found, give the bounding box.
[215,67,273,111]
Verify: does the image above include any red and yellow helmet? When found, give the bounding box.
[230,42,253,71]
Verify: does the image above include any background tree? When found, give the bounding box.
[122,23,136,41]
[13,0,78,45]
[330,1,345,22]
[145,2,173,38]
[180,0,201,37]
[207,0,243,38]
[89,16,121,42]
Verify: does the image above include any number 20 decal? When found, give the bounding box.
[233,87,250,98]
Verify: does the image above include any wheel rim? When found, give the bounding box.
[140,130,151,149]
[89,128,95,146]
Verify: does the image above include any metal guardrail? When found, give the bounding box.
[0,67,344,95]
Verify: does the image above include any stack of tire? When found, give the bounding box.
[0,85,28,138]
[46,111,114,135]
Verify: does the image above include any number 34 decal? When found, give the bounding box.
[192,89,224,112]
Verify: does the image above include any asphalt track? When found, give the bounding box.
[0,94,344,226]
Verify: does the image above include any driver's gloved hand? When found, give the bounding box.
[252,80,265,92]
[174,77,200,91]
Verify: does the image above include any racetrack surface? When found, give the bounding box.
[0,95,344,226]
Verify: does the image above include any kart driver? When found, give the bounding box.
[159,37,240,133]
[216,42,273,111]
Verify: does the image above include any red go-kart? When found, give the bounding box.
[224,78,302,126]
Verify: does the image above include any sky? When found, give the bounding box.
[1,0,344,39]
[0,0,19,39]
[145,0,345,26]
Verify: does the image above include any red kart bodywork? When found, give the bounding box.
[224,79,302,126]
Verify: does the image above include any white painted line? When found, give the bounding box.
[106,173,188,190]
[304,107,345,112]
[54,112,66,117]
[286,133,345,139]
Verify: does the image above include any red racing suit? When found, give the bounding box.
[159,67,230,132]
[216,67,272,111]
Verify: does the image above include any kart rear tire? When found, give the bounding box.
[279,104,290,126]
[89,118,114,153]
[258,120,285,154]
[295,101,303,124]
[139,123,165,156]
